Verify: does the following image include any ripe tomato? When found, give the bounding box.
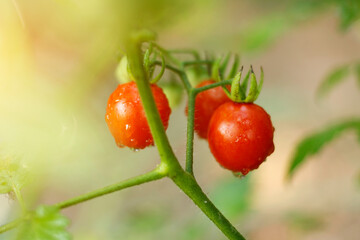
[186,80,230,139]
[208,102,274,175]
[105,82,171,149]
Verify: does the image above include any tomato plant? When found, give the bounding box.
[0,31,272,240]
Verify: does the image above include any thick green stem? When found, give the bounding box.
[171,171,245,240]
[126,35,181,171]
[55,166,167,209]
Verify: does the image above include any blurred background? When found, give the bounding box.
[0,0,360,239]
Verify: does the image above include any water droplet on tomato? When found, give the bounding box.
[130,148,140,152]
[116,142,125,148]
[125,124,130,130]
[232,168,250,178]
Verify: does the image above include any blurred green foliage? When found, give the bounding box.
[287,119,360,180]
[16,206,70,240]
[210,176,252,219]
[317,65,351,99]
[0,157,27,195]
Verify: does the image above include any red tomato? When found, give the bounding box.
[186,80,230,139]
[208,102,274,175]
[105,82,171,149]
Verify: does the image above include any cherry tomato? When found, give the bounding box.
[208,102,274,175]
[105,82,171,149]
[186,80,230,139]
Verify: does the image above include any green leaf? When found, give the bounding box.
[219,52,231,78]
[355,63,360,88]
[0,157,27,194]
[338,0,360,30]
[227,54,240,79]
[210,176,252,219]
[287,119,360,180]
[16,206,71,240]
[317,65,350,99]
[211,58,221,82]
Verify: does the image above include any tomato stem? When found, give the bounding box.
[185,79,233,175]
[171,171,246,240]
[13,186,27,214]
[0,218,23,234]
[55,165,167,209]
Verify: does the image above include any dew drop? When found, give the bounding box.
[125,124,130,130]
[204,201,208,204]
[130,148,140,152]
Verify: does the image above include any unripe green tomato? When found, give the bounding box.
[115,56,134,84]
[160,82,183,109]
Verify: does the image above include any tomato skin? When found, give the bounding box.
[186,80,230,139]
[105,82,171,149]
[208,102,274,175]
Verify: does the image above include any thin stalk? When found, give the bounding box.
[13,187,26,214]
[152,43,182,66]
[193,79,233,94]
[171,171,246,240]
[185,90,196,175]
[0,218,23,234]
[168,49,201,60]
[55,166,167,209]
[185,79,233,175]
[183,60,213,67]
[152,61,192,92]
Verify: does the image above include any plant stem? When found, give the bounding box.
[183,60,212,67]
[152,61,192,92]
[13,186,26,214]
[185,79,233,175]
[185,89,196,175]
[171,170,246,240]
[0,166,167,234]
[55,166,167,209]
[126,36,182,171]
[0,218,23,234]
[168,49,201,60]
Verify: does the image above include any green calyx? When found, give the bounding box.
[230,66,264,103]
[210,54,264,103]
[117,35,167,85]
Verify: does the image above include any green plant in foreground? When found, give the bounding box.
[0,30,275,240]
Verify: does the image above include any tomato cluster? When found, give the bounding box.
[185,80,274,175]
[106,56,274,176]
